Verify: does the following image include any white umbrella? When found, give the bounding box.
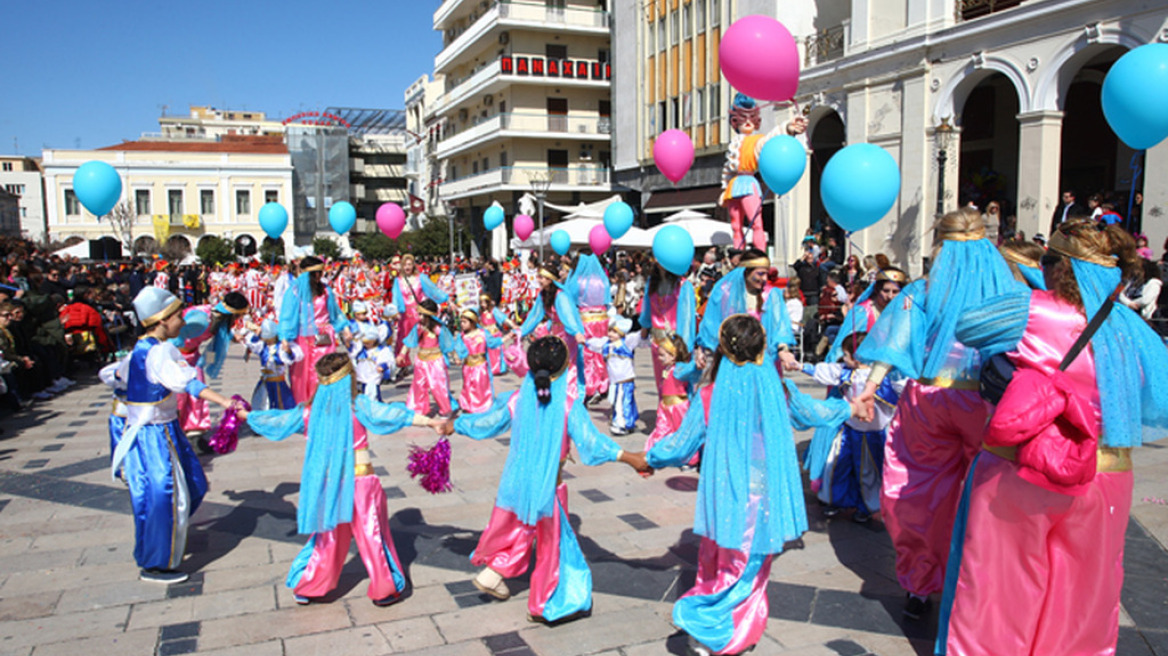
[662,208,712,222]
[648,217,734,247]
[511,218,653,250]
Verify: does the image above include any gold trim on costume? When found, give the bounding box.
[918,376,980,390]
[662,394,688,407]
[417,305,438,318]
[301,263,325,273]
[875,268,910,284]
[1048,231,1118,268]
[463,354,487,367]
[125,392,174,406]
[265,375,286,382]
[738,257,771,269]
[318,361,354,386]
[1097,447,1132,473]
[142,298,183,327]
[460,309,479,323]
[416,347,444,361]
[539,269,559,282]
[1001,249,1041,270]
[940,228,987,242]
[581,311,608,322]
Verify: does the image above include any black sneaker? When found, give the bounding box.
[822,505,842,518]
[853,510,871,523]
[372,593,403,607]
[903,593,930,620]
[140,568,188,584]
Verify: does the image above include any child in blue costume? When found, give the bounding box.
[243,318,302,411]
[648,315,858,656]
[444,336,650,623]
[112,287,244,583]
[583,314,647,435]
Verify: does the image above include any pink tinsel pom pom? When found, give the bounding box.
[407,437,452,494]
[207,395,251,455]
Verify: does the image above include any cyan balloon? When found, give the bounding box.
[258,202,289,239]
[1102,43,1168,150]
[653,225,695,276]
[820,144,900,232]
[328,201,357,236]
[550,229,571,256]
[483,205,505,231]
[758,135,807,196]
[603,201,634,239]
[72,161,122,217]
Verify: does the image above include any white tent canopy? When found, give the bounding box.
[516,193,626,220]
[662,209,712,222]
[647,215,734,248]
[511,218,653,250]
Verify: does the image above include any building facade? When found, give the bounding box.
[0,155,47,241]
[42,136,294,258]
[429,0,615,256]
[0,189,19,238]
[614,0,1168,272]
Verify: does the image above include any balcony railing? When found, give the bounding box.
[498,0,609,29]
[957,0,1024,21]
[439,165,610,197]
[804,24,847,67]
[438,111,612,157]
[433,55,612,117]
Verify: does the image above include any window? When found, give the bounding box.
[168,190,183,216]
[264,190,279,204]
[658,101,667,132]
[598,48,609,63]
[671,11,679,45]
[696,0,706,29]
[683,3,692,38]
[473,160,479,175]
[482,157,490,171]
[671,98,680,129]
[657,18,665,52]
[710,83,721,122]
[64,189,80,215]
[1,162,12,172]
[546,44,567,60]
[134,189,151,215]
[236,189,251,215]
[3,184,24,196]
[697,88,706,122]
[20,207,27,218]
[710,0,719,26]
[200,189,215,215]
[500,151,508,167]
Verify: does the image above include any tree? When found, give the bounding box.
[259,237,285,265]
[350,232,397,261]
[312,236,341,260]
[107,200,136,255]
[195,235,236,267]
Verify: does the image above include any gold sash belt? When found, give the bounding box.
[918,377,980,391]
[983,445,1132,473]
[416,348,443,361]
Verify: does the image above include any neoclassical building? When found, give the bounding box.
[614,0,1168,272]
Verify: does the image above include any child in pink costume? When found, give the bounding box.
[247,352,444,605]
[391,254,449,369]
[451,309,502,414]
[478,294,512,375]
[279,257,349,404]
[638,264,697,450]
[403,300,455,417]
[172,292,249,445]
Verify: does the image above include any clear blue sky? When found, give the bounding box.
[1,0,443,156]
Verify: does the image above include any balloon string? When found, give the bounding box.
[1126,151,1143,233]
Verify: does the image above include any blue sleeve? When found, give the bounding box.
[453,393,514,439]
[519,301,545,338]
[647,399,707,468]
[392,280,405,312]
[247,407,305,441]
[955,290,1031,359]
[784,379,853,430]
[327,290,347,334]
[419,275,449,304]
[451,334,469,361]
[403,325,420,349]
[826,304,871,363]
[279,285,299,341]
[184,379,208,397]
[677,280,697,349]
[639,290,652,330]
[439,326,457,357]
[354,396,415,435]
[673,359,702,385]
[855,279,927,379]
[484,330,504,349]
[696,285,725,352]
[567,400,622,465]
[555,290,585,337]
[492,308,509,328]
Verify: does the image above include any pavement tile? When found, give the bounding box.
[55,578,169,613]
[25,627,159,656]
[0,591,60,622]
[395,640,493,656]
[431,598,537,643]
[0,606,129,650]
[282,625,392,656]
[199,560,288,595]
[0,562,134,597]
[521,606,676,655]
[376,615,446,652]
[197,602,351,650]
[185,640,285,656]
[126,585,276,630]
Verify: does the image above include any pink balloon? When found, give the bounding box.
[588,224,611,255]
[719,15,800,102]
[514,214,535,241]
[376,203,406,239]
[653,129,695,184]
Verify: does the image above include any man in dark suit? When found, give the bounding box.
[1050,190,1084,234]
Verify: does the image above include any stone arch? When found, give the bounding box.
[1033,25,1147,112]
[933,54,1031,126]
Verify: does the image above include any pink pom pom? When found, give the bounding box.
[407,437,452,494]
[207,395,251,455]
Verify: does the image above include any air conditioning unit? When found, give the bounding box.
[499,31,509,45]
[484,95,494,106]
[458,108,469,122]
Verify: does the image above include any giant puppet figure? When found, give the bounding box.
[719,93,807,251]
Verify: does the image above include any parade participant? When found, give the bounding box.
[449,308,502,414]
[638,260,697,449]
[853,207,1018,619]
[349,325,387,402]
[112,287,244,583]
[391,254,449,369]
[719,94,807,250]
[570,253,612,404]
[444,336,650,623]
[583,314,646,435]
[823,267,909,363]
[172,291,249,450]
[279,256,350,404]
[804,333,905,522]
[999,240,1047,290]
[510,264,586,375]
[247,352,445,606]
[242,318,301,411]
[347,300,378,341]
[478,294,512,375]
[98,359,129,476]
[647,315,858,655]
[402,299,456,417]
[937,220,1168,655]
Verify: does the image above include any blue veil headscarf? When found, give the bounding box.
[569,253,611,308]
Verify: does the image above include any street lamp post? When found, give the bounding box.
[528,172,551,263]
[934,118,955,218]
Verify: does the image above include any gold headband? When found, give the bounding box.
[939,227,987,242]
[539,269,558,282]
[658,336,678,356]
[738,257,770,269]
[302,263,325,273]
[875,268,909,284]
[1048,231,1117,268]
[417,304,438,318]
[717,314,766,366]
[142,298,184,328]
[460,309,479,323]
[1001,249,1041,270]
[318,360,354,386]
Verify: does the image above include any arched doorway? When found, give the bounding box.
[163,235,192,261]
[235,234,257,257]
[134,235,158,256]
[958,72,1021,238]
[808,110,846,240]
[1058,46,1141,230]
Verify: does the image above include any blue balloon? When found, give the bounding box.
[328,201,357,236]
[550,229,571,256]
[758,135,807,196]
[483,205,505,231]
[820,144,900,232]
[1103,43,1168,150]
[603,201,634,239]
[258,202,288,239]
[653,225,695,276]
[72,161,122,217]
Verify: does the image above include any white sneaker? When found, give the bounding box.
[472,567,511,600]
[47,382,68,394]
